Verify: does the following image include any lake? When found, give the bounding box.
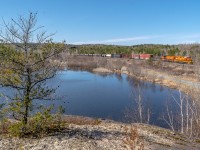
[36,69,180,128]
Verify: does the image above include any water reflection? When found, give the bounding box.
[47,70,180,127]
[0,69,183,128]
[123,76,182,128]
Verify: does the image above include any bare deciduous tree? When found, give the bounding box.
[163,87,200,138]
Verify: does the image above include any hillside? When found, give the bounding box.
[1,116,200,150]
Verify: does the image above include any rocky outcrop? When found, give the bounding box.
[1,116,200,150]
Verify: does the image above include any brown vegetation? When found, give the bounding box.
[123,126,144,150]
[1,117,200,149]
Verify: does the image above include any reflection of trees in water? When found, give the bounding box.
[159,85,164,92]
[124,76,176,127]
[124,78,152,124]
[126,76,154,92]
[95,73,113,78]
[124,76,200,138]
[62,67,92,72]
[114,73,123,81]
[95,72,123,82]
[62,68,123,81]
[126,76,165,94]
[126,76,144,89]
[150,83,156,93]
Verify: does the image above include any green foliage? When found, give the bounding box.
[167,48,180,56]
[0,103,5,119]
[70,44,168,56]
[4,106,66,138]
[54,106,65,129]
[182,50,187,56]
[8,121,24,137]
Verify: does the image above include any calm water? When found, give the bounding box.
[36,69,179,128]
[0,69,180,128]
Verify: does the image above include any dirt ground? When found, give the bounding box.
[1,116,200,150]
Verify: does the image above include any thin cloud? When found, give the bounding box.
[178,41,200,44]
[181,34,200,39]
[70,34,200,45]
[71,35,166,45]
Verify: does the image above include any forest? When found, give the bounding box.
[69,44,200,64]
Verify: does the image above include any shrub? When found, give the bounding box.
[1,106,66,138]
[123,126,144,150]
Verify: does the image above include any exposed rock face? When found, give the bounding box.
[1,116,200,150]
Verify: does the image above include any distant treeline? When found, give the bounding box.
[1,43,200,64]
[68,44,200,63]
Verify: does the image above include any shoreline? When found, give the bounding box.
[57,55,200,93]
[66,65,200,94]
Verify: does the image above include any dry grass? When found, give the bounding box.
[123,126,144,150]
[0,119,10,135]
[63,115,102,125]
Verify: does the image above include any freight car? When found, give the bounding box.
[111,54,122,58]
[138,54,153,60]
[111,54,153,60]
[131,54,140,59]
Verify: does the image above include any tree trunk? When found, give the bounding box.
[23,68,31,124]
[23,100,28,124]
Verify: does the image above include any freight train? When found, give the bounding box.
[77,53,193,64]
[79,53,153,59]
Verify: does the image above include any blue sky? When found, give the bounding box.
[0,0,200,45]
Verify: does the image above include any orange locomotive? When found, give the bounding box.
[161,56,193,64]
